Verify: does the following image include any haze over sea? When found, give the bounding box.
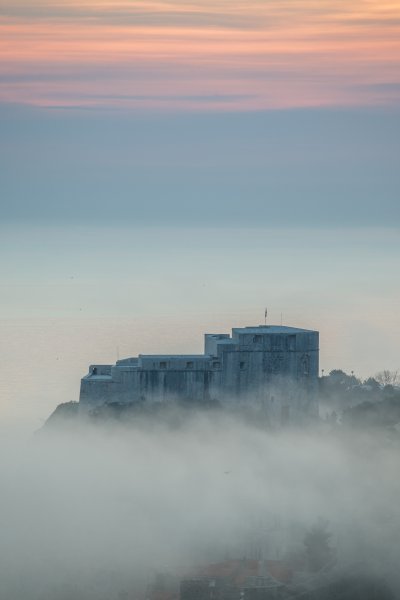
[0,223,398,428]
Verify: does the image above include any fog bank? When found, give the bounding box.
[1,412,399,599]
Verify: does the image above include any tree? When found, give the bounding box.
[327,370,359,387]
[328,369,347,380]
[375,370,399,387]
[363,377,381,392]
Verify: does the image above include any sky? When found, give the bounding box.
[0,0,399,422]
[1,0,400,110]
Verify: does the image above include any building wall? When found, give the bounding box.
[80,365,223,409]
[79,326,319,421]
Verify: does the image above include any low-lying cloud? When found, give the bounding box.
[1,410,399,599]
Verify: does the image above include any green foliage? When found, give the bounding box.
[343,393,400,429]
[363,377,380,391]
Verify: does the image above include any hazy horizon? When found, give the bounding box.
[1,221,399,425]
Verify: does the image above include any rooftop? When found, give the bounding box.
[232,325,318,334]
[139,354,211,359]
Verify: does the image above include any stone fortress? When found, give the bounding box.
[80,325,319,423]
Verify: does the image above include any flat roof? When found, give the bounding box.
[139,354,211,359]
[232,325,318,334]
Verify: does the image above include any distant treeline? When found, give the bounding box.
[320,369,400,430]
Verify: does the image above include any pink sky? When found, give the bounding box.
[1,0,400,110]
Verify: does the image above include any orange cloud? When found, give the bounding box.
[1,1,400,110]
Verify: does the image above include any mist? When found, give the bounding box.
[1,409,399,599]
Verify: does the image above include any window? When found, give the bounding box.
[271,335,281,349]
[92,367,97,375]
[212,361,221,369]
[240,361,246,370]
[159,361,167,369]
[186,361,194,369]
[301,354,310,376]
[253,334,262,344]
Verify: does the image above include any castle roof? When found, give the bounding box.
[232,325,318,335]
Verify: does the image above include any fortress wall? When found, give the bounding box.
[135,369,221,403]
[79,378,121,411]
[80,368,224,410]
[78,326,320,421]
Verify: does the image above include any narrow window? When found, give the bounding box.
[240,361,246,370]
[92,367,97,375]
[301,354,310,376]
[271,335,281,349]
